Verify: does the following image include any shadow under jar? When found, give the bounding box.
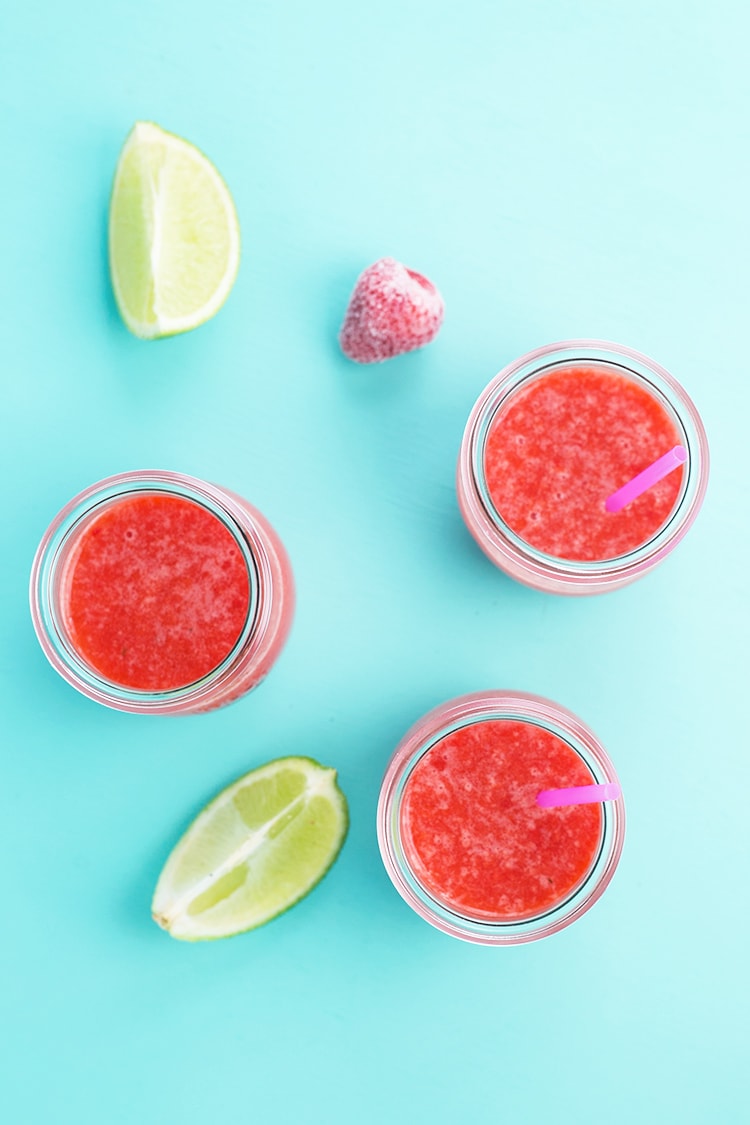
[457,340,709,594]
[30,471,294,714]
[377,691,625,945]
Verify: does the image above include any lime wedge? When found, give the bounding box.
[152,757,348,941]
[108,121,240,339]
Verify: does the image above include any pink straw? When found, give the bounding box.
[536,782,621,809]
[605,445,687,513]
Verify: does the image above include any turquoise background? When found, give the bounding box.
[1,1,747,1121]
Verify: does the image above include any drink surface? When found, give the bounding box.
[64,493,250,691]
[400,719,603,920]
[483,363,684,561]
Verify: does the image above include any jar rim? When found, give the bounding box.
[457,340,710,593]
[29,470,268,713]
[377,691,626,945]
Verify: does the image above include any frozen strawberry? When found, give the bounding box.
[339,258,444,364]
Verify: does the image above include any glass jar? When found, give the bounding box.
[30,470,294,714]
[377,691,625,945]
[457,340,709,594]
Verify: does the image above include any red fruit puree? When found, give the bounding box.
[401,719,602,920]
[63,494,250,691]
[484,364,684,561]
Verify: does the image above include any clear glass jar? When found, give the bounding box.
[457,340,709,594]
[30,471,295,714]
[377,691,625,945]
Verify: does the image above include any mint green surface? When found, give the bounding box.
[1,2,747,1122]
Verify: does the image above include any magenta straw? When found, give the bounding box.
[536,782,621,809]
[605,445,687,513]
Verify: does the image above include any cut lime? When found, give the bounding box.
[108,121,240,339]
[152,757,348,941]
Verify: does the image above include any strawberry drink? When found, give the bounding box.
[401,719,603,921]
[457,341,709,594]
[64,493,250,691]
[30,471,294,714]
[378,692,625,945]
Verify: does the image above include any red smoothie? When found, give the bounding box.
[483,364,684,562]
[63,494,250,691]
[400,719,602,921]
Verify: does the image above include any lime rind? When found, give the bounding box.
[152,756,349,941]
[108,121,240,340]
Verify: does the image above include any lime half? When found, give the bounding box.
[109,121,240,339]
[152,757,348,941]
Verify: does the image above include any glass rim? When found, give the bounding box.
[377,690,626,945]
[457,340,710,591]
[29,470,271,712]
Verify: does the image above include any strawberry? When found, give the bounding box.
[339,257,444,364]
